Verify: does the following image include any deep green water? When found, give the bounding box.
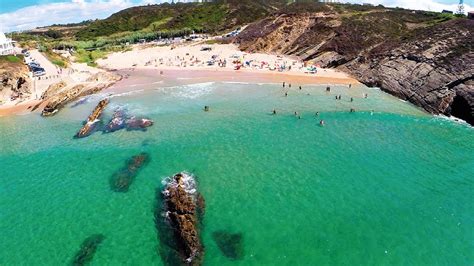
[0,81,473,265]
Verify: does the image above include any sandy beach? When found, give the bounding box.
[98,43,358,84]
[1,43,358,117]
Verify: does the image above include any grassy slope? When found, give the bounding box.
[75,0,288,40]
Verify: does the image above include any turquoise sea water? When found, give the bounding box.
[0,78,473,265]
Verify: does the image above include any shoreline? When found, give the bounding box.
[1,43,359,117]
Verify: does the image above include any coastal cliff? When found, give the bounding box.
[0,56,31,104]
[236,4,474,125]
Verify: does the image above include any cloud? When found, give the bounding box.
[0,0,471,32]
[346,0,472,13]
[0,0,175,32]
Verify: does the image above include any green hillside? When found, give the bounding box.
[76,0,288,40]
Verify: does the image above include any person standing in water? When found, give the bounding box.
[320,120,325,126]
[351,97,354,102]
[272,109,277,115]
[285,92,288,97]
[283,82,286,88]
[315,112,320,116]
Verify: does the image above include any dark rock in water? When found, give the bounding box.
[71,234,105,266]
[75,99,109,139]
[104,109,127,133]
[110,153,149,192]
[125,117,154,131]
[103,109,153,133]
[157,172,204,265]
[212,231,244,260]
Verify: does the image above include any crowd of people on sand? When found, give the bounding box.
[202,82,373,127]
[137,47,325,74]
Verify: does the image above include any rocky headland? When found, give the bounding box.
[236,4,473,125]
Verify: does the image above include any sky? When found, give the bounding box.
[0,0,472,32]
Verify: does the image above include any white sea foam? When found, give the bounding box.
[162,171,197,199]
[110,89,145,98]
[160,82,215,99]
[435,114,471,127]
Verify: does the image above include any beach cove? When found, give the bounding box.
[0,67,473,264]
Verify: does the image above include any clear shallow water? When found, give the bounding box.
[0,81,473,265]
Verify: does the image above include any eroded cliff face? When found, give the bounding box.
[0,61,31,103]
[236,6,474,125]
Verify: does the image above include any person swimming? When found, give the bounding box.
[204,106,210,112]
[315,112,320,116]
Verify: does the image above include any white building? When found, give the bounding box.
[0,32,14,56]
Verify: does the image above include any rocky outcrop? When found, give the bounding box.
[342,19,474,125]
[71,234,105,266]
[158,172,204,265]
[104,109,154,133]
[0,59,31,103]
[236,5,474,125]
[40,81,67,100]
[75,98,109,138]
[42,71,121,117]
[110,153,149,192]
[42,84,86,116]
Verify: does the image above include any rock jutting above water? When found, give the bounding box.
[75,98,109,138]
[104,108,127,133]
[158,172,204,265]
[71,234,105,266]
[110,153,150,192]
[104,109,154,133]
[212,231,244,260]
[125,117,154,131]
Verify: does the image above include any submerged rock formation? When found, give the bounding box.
[236,4,474,125]
[212,231,244,260]
[110,153,149,192]
[75,99,109,138]
[71,234,105,266]
[156,172,204,265]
